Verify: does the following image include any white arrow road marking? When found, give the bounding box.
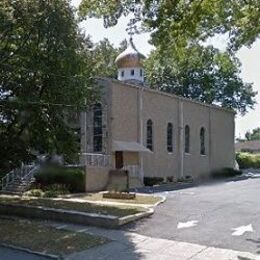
[177,220,199,229]
[231,224,254,236]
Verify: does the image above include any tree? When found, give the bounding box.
[0,0,94,172]
[245,128,260,141]
[86,38,127,79]
[79,0,257,113]
[145,44,256,114]
[79,0,260,51]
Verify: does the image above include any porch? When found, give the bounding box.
[81,140,151,192]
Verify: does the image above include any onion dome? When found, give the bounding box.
[115,38,146,83]
[115,38,146,68]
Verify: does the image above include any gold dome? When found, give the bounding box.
[115,38,146,68]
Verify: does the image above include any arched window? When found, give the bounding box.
[121,70,124,77]
[93,103,103,152]
[185,125,190,153]
[167,123,173,152]
[131,69,135,76]
[200,127,206,155]
[146,119,153,151]
[140,69,143,77]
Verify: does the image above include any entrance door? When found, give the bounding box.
[115,151,123,169]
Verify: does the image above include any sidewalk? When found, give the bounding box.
[49,223,260,260]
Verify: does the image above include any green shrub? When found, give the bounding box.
[43,190,59,198]
[24,189,44,197]
[45,184,70,195]
[144,177,164,186]
[211,167,242,179]
[167,176,174,182]
[236,152,260,169]
[35,166,85,193]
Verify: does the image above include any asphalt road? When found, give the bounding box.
[124,176,260,255]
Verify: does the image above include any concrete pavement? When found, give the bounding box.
[2,174,260,259]
[124,176,260,255]
[61,224,259,259]
[0,246,51,260]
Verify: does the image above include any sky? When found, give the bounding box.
[72,0,259,138]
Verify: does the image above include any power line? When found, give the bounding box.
[0,99,106,111]
[0,99,88,109]
[0,63,92,81]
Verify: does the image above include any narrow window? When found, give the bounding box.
[200,127,206,155]
[146,119,153,151]
[131,69,135,76]
[140,69,143,77]
[121,70,124,77]
[167,123,173,152]
[185,125,190,153]
[93,103,103,152]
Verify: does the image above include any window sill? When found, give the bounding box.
[185,153,191,155]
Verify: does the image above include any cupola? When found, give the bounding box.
[115,38,146,84]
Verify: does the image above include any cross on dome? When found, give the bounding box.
[126,19,138,39]
[115,22,146,85]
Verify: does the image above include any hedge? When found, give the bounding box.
[144,177,164,186]
[210,167,242,179]
[35,166,85,193]
[236,152,260,169]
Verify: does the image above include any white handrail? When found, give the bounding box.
[1,163,39,190]
[81,153,112,167]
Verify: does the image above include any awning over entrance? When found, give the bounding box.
[112,140,152,153]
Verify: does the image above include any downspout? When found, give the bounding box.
[208,107,212,172]
[138,87,144,183]
[179,101,184,178]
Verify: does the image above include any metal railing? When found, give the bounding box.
[1,163,40,190]
[81,153,112,168]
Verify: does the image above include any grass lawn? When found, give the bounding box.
[0,196,142,217]
[0,217,108,256]
[69,193,162,205]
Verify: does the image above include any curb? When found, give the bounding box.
[0,243,60,259]
[118,208,154,225]
[153,195,166,207]
[60,194,166,209]
[0,203,153,228]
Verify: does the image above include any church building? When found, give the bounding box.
[80,38,235,191]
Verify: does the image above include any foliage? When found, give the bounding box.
[210,167,242,179]
[43,190,59,198]
[236,153,260,169]
[0,0,97,173]
[144,177,164,186]
[24,185,69,198]
[78,0,257,114]
[145,44,256,114]
[88,38,127,79]
[24,189,44,197]
[0,1,125,173]
[35,166,85,193]
[245,127,260,141]
[79,0,260,51]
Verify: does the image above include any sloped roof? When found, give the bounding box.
[112,140,151,153]
[235,140,260,151]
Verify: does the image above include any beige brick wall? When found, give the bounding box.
[104,80,235,180]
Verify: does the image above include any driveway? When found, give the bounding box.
[124,176,260,255]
